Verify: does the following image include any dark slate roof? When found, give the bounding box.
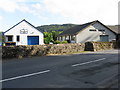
[58,21,95,36]
[4,19,42,34]
[107,25,120,34]
[58,20,116,36]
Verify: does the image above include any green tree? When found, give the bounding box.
[44,32,54,44]
[44,31,63,44]
[51,31,62,41]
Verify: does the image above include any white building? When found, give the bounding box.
[4,19,44,45]
[57,20,117,43]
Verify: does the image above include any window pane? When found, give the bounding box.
[17,36,20,41]
[71,35,75,40]
[8,36,12,41]
[89,29,96,31]
[61,36,63,40]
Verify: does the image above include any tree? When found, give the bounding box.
[51,31,62,41]
[44,32,54,44]
[44,31,63,44]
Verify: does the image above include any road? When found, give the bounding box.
[2,49,119,88]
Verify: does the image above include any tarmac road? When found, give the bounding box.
[2,49,119,88]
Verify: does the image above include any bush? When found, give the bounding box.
[61,41,68,44]
[54,40,68,44]
[54,40,62,44]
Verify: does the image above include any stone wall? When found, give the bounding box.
[2,43,85,59]
[112,40,120,49]
[92,42,114,51]
[84,42,114,51]
[2,42,116,59]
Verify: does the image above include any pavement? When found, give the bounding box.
[2,49,119,88]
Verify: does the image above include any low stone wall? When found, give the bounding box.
[84,42,114,51]
[2,43,85,59]
[2,42,116,59]
[92,42,114,51]
[112,41,120,49]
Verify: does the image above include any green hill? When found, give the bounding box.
[36,24,77,32]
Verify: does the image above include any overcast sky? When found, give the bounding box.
[0,0,119,31]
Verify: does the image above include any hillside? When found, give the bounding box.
[36,24,77,32]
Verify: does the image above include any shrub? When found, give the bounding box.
[61,41,68,44]
[54,40,62,44]
[54,40,68,44]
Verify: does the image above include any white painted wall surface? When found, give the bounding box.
[66,36,69,40]
[76,22,116,43]
[62,36,65,41]
[4,20,44,45]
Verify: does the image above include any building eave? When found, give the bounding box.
[4,19,43,34]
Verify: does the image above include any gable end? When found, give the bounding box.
[4,19,42,34]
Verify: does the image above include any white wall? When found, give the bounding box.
[76,22,116,43]
[4,21,44,45]
[66,36,69,40]
[62,36,65,41]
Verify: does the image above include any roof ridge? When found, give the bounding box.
[58,20,117,36]
[78,20,98,26]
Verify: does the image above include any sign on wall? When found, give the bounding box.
[20,29,28,34]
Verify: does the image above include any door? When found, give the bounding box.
[27,36,39,45]
[100,35,109,42]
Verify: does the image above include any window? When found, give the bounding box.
[100,35,109,42]
[71,35,75,40]
[17,36,20,42]
[89,29,96,31]
[20,29,28,34]
[61,36,63,40]
[65,36,68,40]
[69,35,71,40]
[58,37,60,40]
[7,36,13,41]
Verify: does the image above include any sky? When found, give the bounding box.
[0,0,119,31]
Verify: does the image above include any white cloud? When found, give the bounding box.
[43,0,119,24]
[0,0,18,12]
[0,0,119,25]
[18,4,32,13]
[0,0,32,12]
[0,0,46,16]
[32,3,42,9]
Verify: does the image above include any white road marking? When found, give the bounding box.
[72,58,106,67]
[0,70,50,83]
